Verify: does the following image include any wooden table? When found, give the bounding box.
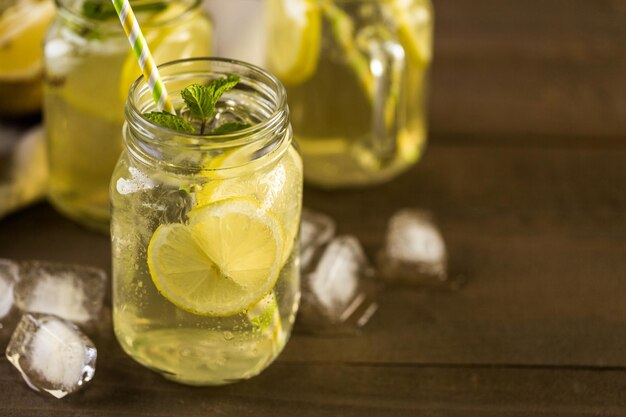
[1,0,626,415]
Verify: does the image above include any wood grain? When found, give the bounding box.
[2,0,626,414]
[1,140,625,415]
[431,0,626,140]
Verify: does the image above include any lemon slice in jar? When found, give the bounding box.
[197,145,303,264]
[387,0,433,67]
[118,2,212,101]
[147,198,284,317]
[266,0,321,86]
[0,0,54,115]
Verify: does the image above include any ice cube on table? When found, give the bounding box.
[5,313,97,399]
[14,261,106,324]
[300,208,336,272]
[378,208,448,285]
[0,259,19,320]
[300,236,378,333]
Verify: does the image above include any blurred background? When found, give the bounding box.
[207,0,626,141]
[1,0,625,225]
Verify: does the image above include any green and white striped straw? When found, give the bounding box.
[111,0,175,113]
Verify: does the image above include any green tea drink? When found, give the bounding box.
[267,0,433,188]
[44,0,212,231]
[111,59,302,385]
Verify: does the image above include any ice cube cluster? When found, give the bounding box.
[299,207,450,333]
[2,259,106,399]
[299,210,378,333]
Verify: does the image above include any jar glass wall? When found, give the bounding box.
[111,58,302,385]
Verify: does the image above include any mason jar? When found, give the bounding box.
[266,0,433,187]
[111,58,302,385]
[44,0,212,231]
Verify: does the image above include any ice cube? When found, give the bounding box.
[378,209,448,285]
[14,261,106,324]
[300,208,336,271]
[0,259,19,320]
[5,313,97,399]
[0,259,20,345]
[299,236,378,332]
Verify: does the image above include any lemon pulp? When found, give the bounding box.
[197,145,303,263]
[147,198,284,317]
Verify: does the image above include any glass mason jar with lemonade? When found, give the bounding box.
[267,0,433,187]
[111,58,302,385]
[44,0,212,231]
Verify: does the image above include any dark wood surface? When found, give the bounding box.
[2,0,626,415]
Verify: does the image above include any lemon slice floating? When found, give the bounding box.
[197,146,303,264]
[147,198,284,317]
[267,0,320,86]
[388,0,433,67]
[0,0,54,114]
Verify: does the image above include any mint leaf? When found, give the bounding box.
[181,75,240,134]
[143,112,196,133]
[180,84,214,120]
[206,75,240,105]
[209,122,250,135]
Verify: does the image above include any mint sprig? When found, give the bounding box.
[143,75,246,135]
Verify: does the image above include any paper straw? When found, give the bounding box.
[111,0,175,113]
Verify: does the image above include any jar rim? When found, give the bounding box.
[55,0,201,33]
[124,57,291,172]
[126,57,288,148]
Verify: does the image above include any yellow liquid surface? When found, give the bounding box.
[270,0,432,188]
[44,8,212,231]
[112,143,302,385]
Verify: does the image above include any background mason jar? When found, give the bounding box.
[44,0,212,232]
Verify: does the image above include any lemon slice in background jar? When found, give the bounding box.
[197,146,303,265]
[387,0,433,67]
[118,3,212,101]
[147,198,284,317]
[0,0,54,115]
[267,0,320,86]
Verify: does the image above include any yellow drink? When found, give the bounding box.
[44,0,212,231]
[267,0,433,187]
[111,59,301,385]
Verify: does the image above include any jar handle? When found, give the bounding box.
[359,26,407,163]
